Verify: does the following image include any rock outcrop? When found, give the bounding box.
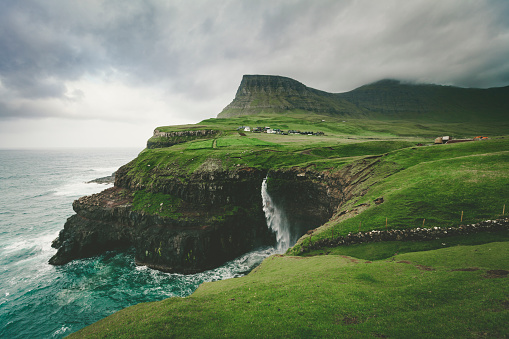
[50,168,275,274]
[147,129,219,149]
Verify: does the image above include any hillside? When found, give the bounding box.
[218,75,509,125]
[70,136,509,338]
[52,74,509,337]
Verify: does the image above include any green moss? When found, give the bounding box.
[132,190,183,218]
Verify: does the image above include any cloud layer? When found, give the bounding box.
[1,0,508,147]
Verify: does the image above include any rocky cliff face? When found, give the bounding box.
[49,155,381,273]
[147,129,219,149]
[50,167,275,274]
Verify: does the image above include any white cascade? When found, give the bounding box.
[261,177,291,253]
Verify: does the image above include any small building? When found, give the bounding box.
[244,126,251,132]
[434,136,450,144]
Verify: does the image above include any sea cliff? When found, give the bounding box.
[49,151,383,273]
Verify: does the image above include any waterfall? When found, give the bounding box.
[261,177,291,253]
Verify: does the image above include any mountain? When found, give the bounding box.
[218,75,509,123]
[218,75,363,117]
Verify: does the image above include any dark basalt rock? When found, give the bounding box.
[86,172,115,184]
[49,153,389,273]
[49,182,274,273]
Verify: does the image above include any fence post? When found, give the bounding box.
[461,211,463,222]
[422,218,425,227]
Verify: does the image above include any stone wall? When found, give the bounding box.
[300,218,509,254]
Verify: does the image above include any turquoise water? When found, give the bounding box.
[0,149,275,338]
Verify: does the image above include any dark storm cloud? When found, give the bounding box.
[1,0,509,122]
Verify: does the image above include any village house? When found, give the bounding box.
[434,136,450,144]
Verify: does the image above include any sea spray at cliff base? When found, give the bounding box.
[0,149,282,338]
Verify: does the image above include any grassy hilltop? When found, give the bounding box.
[73,76,508,337]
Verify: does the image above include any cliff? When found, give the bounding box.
[50,166,275,273]
[49,151,384,273]
[147,129,219,149]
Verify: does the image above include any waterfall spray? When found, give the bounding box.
[261,177,291,253]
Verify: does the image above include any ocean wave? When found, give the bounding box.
[0,232,58,266]
[133,247,277,298]
[52,181,112,197]
[87,166,119,173]
[52,326,71,338]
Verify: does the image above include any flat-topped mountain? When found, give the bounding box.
[218,75,363,117]
[218,75,509,122]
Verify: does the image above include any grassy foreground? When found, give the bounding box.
[72,241,508,338]
[75,112,508,337]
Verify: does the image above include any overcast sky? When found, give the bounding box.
[1,0,508,148]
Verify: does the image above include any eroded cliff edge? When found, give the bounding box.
[49,152,385,273]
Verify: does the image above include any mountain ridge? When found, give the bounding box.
[218,74,509,122]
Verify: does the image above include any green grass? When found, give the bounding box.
[71,241,509,338]
[185,139,215,150]
[289,139,509,253]
[303,230,509,261]
[309,140,415,158]
[132,190,183,218]
[215,136,278,148]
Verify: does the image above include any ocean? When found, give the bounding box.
[0,148,277,338]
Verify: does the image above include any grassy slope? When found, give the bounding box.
[289,139,509,254]
[77,113,509,337]
[72,242,509,338]
[338,80,509,123]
